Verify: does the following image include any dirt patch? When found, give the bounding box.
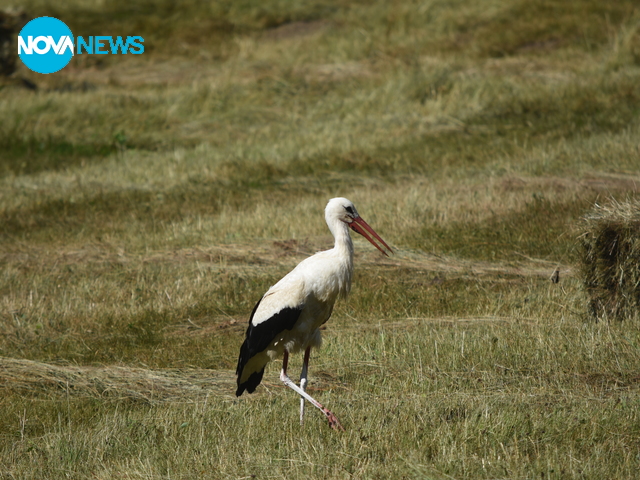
[0,238,571,281]
[164,317,243,338]
[296,61,374,83]
[263,20,329,41]
[582,173,640,193]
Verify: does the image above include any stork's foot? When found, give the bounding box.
[280,353,344,431]
[323,409,345,431]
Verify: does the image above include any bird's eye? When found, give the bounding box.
[344,206,355,215]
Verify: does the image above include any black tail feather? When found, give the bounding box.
[236,366,265,396]
[235,335,261,396]
[235,298,302,396]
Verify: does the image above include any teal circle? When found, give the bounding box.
[18,17,74,74]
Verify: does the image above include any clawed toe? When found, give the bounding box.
[324,410,345,431]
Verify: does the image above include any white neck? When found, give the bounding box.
[327,217,354,262]
[326,217,354,298]
[335,221,354,257]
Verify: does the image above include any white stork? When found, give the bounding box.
[235,197,393,430]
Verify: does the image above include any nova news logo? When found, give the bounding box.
[18,16,144,74]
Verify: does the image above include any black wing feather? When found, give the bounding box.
[235,298,302,396]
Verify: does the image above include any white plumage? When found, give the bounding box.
[235,197,392,430]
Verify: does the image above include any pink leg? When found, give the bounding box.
[281,350,344,431]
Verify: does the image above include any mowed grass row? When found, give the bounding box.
[0,240,580,367]
[1,0,640,478]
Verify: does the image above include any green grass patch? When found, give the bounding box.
[417,194,588,261]
[2,0,640,478]
[0,136,115,177]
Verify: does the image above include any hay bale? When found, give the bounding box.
[579,199,640,321]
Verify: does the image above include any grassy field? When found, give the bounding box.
[1,0,640,478]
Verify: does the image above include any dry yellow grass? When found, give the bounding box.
[0,357,236,402]
[1,0,640,478]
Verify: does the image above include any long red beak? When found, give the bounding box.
[349,216,393,257]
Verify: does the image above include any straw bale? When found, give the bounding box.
[579,199,640,321]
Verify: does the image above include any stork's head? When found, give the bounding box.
[325,197,393,256]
